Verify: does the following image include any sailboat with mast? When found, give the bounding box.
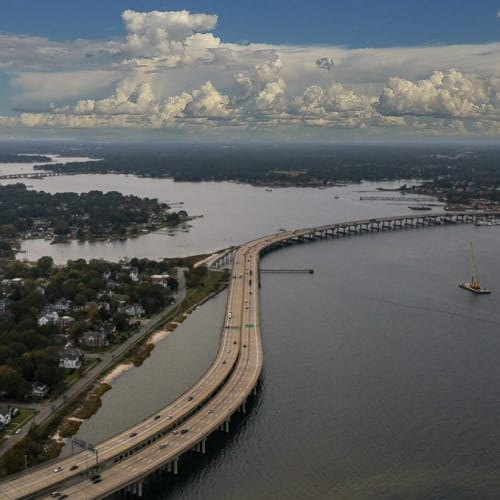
[459,242,491,294]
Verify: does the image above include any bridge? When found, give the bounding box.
[0,210,498,499]
[0,172,76,180]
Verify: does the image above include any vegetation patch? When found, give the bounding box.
[0,263,228,477]
[58,417,82,438]
[73,382,111,420]
[130,343,155,367]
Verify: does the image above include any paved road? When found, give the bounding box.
[0,270,186,455]
[2,212,494,499]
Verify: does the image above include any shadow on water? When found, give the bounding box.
[141,382,264,499]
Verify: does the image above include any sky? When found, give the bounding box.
[0,0,499,141]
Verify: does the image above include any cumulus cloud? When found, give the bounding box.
[121,10,220,68]
[378,69,500,119]
[72,81,158,116]
[2,8,500,138]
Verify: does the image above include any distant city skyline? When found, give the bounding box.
[1,0,500,140]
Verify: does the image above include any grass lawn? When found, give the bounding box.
[6,409,36,434]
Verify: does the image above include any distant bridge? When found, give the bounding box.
[1,210,498,499]
[0,171,77,180]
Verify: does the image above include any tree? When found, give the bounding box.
[0,365,27,399]
[36,256,54,276]
[54,219,70,235]
[112,312,129,331]
[166,277,179,291]
[86,302,99,322]
[0,240,14,258]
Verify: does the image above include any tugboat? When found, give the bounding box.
[459,242,491,294]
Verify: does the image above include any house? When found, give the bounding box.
[150,274,170,285]
[58,348,83,369]
[32,382,49,398]
[54,298,72,313]
[129,268,140,283]
[0,298,10,313]
[57,315,75,331]
[38,311,59,327]
[80,330,109,349]
[124,303,146,317]
[0,406,12,427]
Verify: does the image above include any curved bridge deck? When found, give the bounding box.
[0,211,498,499]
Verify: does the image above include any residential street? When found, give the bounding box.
[0,270,186,454]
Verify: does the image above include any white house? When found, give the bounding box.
[32,382,49,398]
[150,274,170,285]
[58,348,83,369]
[38,311,59,327]
[124,303,146,317]
[0,407,12,427]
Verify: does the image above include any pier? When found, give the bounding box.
[0,210,498,499]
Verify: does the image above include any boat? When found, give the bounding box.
[459,242,491,294]
[475,218,500,227]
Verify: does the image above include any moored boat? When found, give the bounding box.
[459,242,491,294]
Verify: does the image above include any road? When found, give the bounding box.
[0,270,187,455]
[1,212,495,499]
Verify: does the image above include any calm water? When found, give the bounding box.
[12,174,435,263]
[61,291,227,452]
[6,161,499,497]
[72,223,500,499]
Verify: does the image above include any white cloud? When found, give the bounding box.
[378,69,500,119]
[10,70,122,106]
[1,9,500,138]
[121,10,220,69]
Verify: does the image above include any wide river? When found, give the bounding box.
[4,161,500,498]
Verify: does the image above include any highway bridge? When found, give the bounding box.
[0,210,498,499]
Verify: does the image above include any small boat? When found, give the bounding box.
[459,242,491,294]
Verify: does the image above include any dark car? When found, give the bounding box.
[129,432,137,438]
[181,429,189,434]
[154,415,161,420]
[70,464,79,471]
[188,396,194,401]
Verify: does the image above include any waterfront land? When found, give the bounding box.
[12,142,499,209]
[0,183,190,256]
[0,253,228,476]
